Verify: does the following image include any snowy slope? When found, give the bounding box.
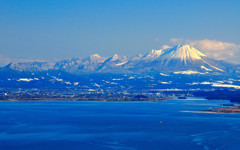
[141,45,226,72]
[159,45,206,64]
[143,49,165,59]
[3,44,237,74]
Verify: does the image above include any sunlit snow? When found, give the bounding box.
[17,78,39,82]
[115,61,128,66]
[212,83,240,89]
[174,70,206,75]
[201,66,212,71]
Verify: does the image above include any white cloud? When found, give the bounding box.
[162,45,171,49]
[169,38,240,64]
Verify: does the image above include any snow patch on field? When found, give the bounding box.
[17,78,39,82]
[111,82,118,84]
[56,78,63,82]
[74,82,79,86]
[128,76,135,79]
[94,83,100,88]
[160,82,170,84]
[112,78,123,81]
[212,83,240,89]
[160,73,169,76]
[187,82,211,85]
[174,70,206,75]
[201,82,211,85]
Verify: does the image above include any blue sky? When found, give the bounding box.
[0,0,239,63]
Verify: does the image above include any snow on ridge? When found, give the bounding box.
[160,45,207,64]
[201,66,212,71]
[115,61,128,66]
[201,59,224,72]
[206,63,224,72]
[144,49,164,58]
[210,65,224,72]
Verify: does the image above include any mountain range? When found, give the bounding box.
[1,44,240,91]
[5,45,238,74]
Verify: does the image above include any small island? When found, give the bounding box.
[182,104,240,114]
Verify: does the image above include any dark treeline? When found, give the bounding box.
[193,90,240,103]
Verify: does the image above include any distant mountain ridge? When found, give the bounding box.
[3,45,238,74]
[1,45,240,91]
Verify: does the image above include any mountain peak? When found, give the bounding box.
[88,54,106,64]
[90,54,101,58]
[177,44,191,48]
[143,49,164,58]
[5,44,227,73]
[161,44,206,62]
[111,54,120,61]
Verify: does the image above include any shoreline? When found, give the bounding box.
[182,107,240,114]
[0,97,174,102]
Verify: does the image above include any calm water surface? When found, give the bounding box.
[0,98,240,150]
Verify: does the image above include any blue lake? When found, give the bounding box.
[0,98,240,150]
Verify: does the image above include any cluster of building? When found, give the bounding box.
[0,88,177,101]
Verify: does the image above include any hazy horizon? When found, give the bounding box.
[1,0,240,64]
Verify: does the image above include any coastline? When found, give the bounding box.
[182,107,240,114]
[0,97,174,102]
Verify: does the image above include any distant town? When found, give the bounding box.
[1,87,240,103]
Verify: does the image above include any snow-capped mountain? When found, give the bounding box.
[138,45,225,72]
[157,45,206,64]
[140,45,206,62]
[1,44,240,91]
[97,54,128,72]
[123,45,229,73]
[8,62,54,72]
[53,54,107,73]
[143,49,164,59]
[2,44,238,74]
